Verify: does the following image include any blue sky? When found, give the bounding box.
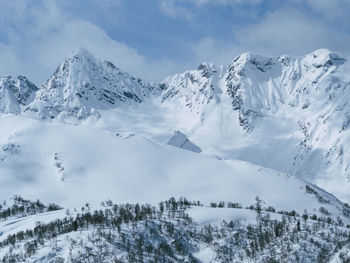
[0,0,350,85]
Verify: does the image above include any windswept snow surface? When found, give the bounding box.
[0,114,348,224]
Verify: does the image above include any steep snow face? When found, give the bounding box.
[160,63,221,114]
[224,53,284,131]
[0,76,38,114]
[222,49,347,131]
[167,131,202,153]
[249,49,350,196]
[27,48,153,120]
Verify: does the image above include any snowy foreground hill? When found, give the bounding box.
[1,48,350,261]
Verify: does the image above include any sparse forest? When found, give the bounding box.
[1,196,350,262]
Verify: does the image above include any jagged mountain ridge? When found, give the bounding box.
[1,48,350,202]
[26,48,154,120]
[158,48,350,201]
[2,48,350,262]
[224,49,347,131]
[160,49,347,131]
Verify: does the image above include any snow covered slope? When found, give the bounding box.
[1,195,349,262]
[26,48,153,121]
[0,76,38,114]
[0,114,348,222]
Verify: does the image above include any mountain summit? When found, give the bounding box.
[27,48,153,120]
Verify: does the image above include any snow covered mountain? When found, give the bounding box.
[1,48,350,261]
[157,49,350,202]
[0,76,38,114]
[26,48,153,121]
[0,48,349,201]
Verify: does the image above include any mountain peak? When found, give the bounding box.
[160,61,220,112]
[232,52,272,63]
[228,52,276,74]
[303,49,345,68]
[71,47,95,60]
[309,48,335,58]
[69,48,119,71]
[62,48,102,73]
[27,49,153,120]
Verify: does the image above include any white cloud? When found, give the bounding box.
[184,0,262,7]
[33,19,183,82]
[192,37,240,66]
[295,0,350,19]
[192,7,350,67]
[234,8,350,56]
[158,0,262,20]
[0,44,22,76]
[0,0,182,84]
[159,0,194,20]
[1,0,350,85]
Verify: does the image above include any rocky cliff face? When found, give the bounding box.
[26,48,154,120]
